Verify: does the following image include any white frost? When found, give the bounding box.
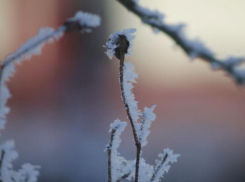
[223,56,245,67]
[68,11,101,33]
[138,158,154,182]
[134,1,215,60]
[140,105,157,147]
[12,164,40,182]
[123,62,141,134]
[107,119,132,182]
[0,27,64,131]
[105,29,136,59]
[152,148,180,182]
[0,141,18,182]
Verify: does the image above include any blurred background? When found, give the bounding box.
[1,0,245,181]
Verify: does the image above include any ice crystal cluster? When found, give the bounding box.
[67,11,101,33]
[0,141,40,182]
[105,29,180,182]
[105,28,136,59]
[0,10,101,182]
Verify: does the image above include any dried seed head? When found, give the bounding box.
[114,35,130,60]
[105,29,136,59]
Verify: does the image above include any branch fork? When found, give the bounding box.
[105,29,180,182]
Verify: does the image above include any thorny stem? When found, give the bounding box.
[0,151,5,182]
[150,153,168,182]
[116,35,141,182]
[108,129,116,182]
[117,0,245,85]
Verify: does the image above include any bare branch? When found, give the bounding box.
[115,35,142,182]
[106,29,141,182]
[116,172,131,182]
[150,153,168,182]
[0,150,5,182]
[106,120,129,182]
[108,129,116,182]
[151,149,180,182]
[0,11,101,132]
[117,0,245,85]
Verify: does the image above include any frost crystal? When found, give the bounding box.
[0,141,18,182]
[67,11,101,33]
[0,27,64,131]
[108,119,127,151]
[105,28,136,59]
[140,105,157,147]
[12,164,40,182]
[223,56,245,67]
[0,141,40,182]
[123,62,141,130]
[138,158,154,182]
[152,148,180,182]
[107,120,132,181]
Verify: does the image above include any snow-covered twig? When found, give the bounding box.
[106,120,132,182]
[105,29,142,182]
[0,10,101,182]
[139,105,156,147]
[117,0,245,85]
[105,29,180,182]
[0,141,40,182]
[151,149,180,182]
[0,11,101,132]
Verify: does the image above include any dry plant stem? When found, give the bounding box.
[117,0,245,84]
[0,18,88,80]
[116,36,141,182]
[1,26,65,69]
[150,153,168,182]
[0,26,66,91]
[119,57,142,182]
[108,129,116,182]
[116,172,131,182]
[108,127,130,182]
[0,151,5,182]
[0,19,90,103]
[120,58,142,182]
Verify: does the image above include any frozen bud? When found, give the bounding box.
[105,29,136,59]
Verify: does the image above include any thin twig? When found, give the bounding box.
[116,35,141,182]
[0,11,100,133]
[117,0,245,85]
[150,153,168,182]
[116,172,131,182]
[108,129,116,182]
[1,26,65,69]
[0,151,5,182]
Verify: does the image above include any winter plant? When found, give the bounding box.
[105,29,180,182]
[0,11,100,182]
[0,1,245,182]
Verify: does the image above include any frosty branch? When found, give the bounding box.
[117,35,141,182]
[0,11,100,182]
[117,0,245,85]
[105,29,180,182]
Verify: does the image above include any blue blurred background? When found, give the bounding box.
[0,0,245,182]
